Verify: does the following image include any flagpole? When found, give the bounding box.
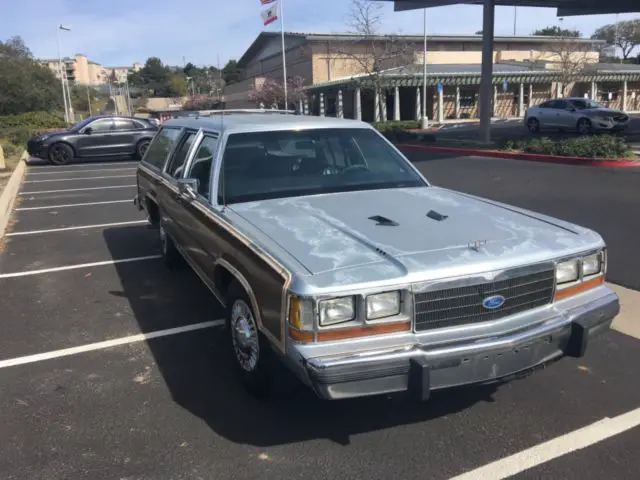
[279,0,288,110]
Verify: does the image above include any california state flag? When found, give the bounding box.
[261,1,278,26]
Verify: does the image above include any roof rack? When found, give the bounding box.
[203,108,299,116]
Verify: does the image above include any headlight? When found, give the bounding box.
[366,291,401,320]
[38,134,50,141]
[582,252,603,276]
[318,296,355,326]
[556,259,579,284]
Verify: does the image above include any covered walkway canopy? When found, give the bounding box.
[377,0,639,142]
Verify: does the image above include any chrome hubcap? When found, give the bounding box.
[230,300,259,372]
[579,121,589,134]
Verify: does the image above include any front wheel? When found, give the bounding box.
[225,282,273,398]
[48,143,74,165]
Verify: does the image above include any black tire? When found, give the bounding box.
[527,117,540,134]
[158,217,181,269]
[48,143,74,165]
[136,139,150,160]
[577,118,592,135]
[225,281,273,399]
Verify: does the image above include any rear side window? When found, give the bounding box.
[142,127,182,170]
[165,132,197,178]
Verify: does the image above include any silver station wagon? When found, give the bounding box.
[134,111,620,401]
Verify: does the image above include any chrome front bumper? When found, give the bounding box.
[303,291,619,400]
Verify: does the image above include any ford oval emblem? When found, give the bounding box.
[482,295,505,310]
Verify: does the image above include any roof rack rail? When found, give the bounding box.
[203,108,299,116]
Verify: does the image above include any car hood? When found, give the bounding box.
[230,187,601,289]
[585,107,624,117]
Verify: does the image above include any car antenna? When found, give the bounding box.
[220,107,227,212]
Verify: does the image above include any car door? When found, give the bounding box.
[551,100,575,128]
[75,118,116,157]
[156,129,199,248]
[175,134,221,280]
[111,118,139,156]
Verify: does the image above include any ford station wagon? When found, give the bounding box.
[133,111,619,401]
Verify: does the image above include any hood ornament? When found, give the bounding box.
[468,240,487,251]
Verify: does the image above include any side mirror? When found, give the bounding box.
[84,127,93,135]
[177,178,199,201]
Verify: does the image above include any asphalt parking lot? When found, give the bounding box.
[0,154,639,480]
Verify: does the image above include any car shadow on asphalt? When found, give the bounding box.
[104,225,500,447]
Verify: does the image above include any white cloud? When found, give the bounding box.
[1,0,638,67]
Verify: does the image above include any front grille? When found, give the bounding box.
[414,268,555,332]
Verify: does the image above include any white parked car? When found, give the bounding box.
[524,97,630,135]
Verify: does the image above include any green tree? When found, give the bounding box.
[591,19,640,60]
[222,59,243,85]
[533,26,581,38]
[0,36,63,115]
[167,75,188,96]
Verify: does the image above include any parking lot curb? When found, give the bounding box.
[0,151,28,239]
[397,143,640,168]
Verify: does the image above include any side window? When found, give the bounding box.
[113,119,136,131]
[549,100,567,109]
[165,132,197,179]
[539,101,551,109]
[141,127,182,170]
[88,119,114,132]
[186,135,218,200]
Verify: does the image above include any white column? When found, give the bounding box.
[493,85,498,116]
[319,92,325,117]
[437,85,444,123]
[528,84,533,108]
[303,97,309,115]
[518,83,525,117]
[374,89,381,122]
[393,86,400,121]
[557,82,563,97]
[337,89,344,118]
[622,80,628,112]
[355,87,362,120]
[415,87,421,121]
[591,81,597,100]
[455,86,461,119]
[298,99,303,114]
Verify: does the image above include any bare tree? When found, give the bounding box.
[248,76,306,109]
[591,19,640,60]
[535,36,596,96]
[332,0,411,121]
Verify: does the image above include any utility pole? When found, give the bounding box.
[421,8,428,130]
[56,24,72,124]
[513,7,517,36]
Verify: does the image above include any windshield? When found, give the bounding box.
[69,117,95,131]
[568,99,603,110]
[218,128,426,204]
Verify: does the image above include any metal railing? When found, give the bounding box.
[202,108,299,116]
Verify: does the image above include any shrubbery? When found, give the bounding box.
[0,111,67,163]
[501,135,635,159]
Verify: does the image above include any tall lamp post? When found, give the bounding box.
[56,24,72,124]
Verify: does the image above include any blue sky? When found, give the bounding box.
[1,0,638,68]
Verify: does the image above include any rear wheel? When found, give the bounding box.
[577,118,592,135]
[48,143,74,165]
[159,218,181,269]
[527,117,540,133]
[136,139,150,159]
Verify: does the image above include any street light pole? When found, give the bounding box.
[56,24,71,124]
[421,8,428,130]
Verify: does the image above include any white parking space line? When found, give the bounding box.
[28,161,138,170]
[27,167,137,176]
[450,407,640,480]
[20,185,136,195]
[24,174,135,183]
[0,255,162,279]
[15,199,132,211]
[6,220,147,237]
[0,320,225,370]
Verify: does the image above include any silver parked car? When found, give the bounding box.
[134,112,619,401]
[524,97,630,134]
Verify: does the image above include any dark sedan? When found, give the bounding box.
[27,115,159,165]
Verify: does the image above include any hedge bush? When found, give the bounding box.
[0,111,67,147]
[500,135,635,159]
[372,120,420,132]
